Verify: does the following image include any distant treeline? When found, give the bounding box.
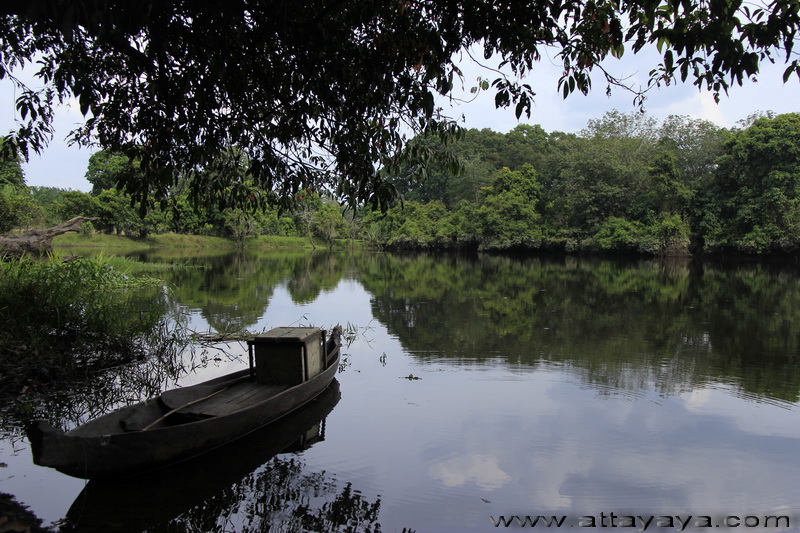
[368,110,800,256]
[2,110,800,256]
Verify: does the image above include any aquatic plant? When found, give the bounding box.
[0,254,171,395]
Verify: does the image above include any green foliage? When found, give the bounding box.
[0,256,166,391]
[0,144,39,232]
[2,0,798,211]
[221,206,260,245]
[363,111,800,257]
[0,188,14,232]
[25,188,56,226]
[475,190,543,248]
[389,134,464,207]
[588,215,690,256]
[657,115,729,190]
[475,166,543,249]
[503,124,549,170]
[85,150,138,195]
[363,200,455,250]
[490,164,542,199]
[0,140,25,188]
[549,115,660,235]
[0,185,43,232]
[53,190,97,220]
[370,116,709,255]
[710,113,800,254]
[448,201,481,242]
[311,203,348,248]
[649,213,691,256]
[292,192,325,247]
[6,107,798,258]
[258,210,297,237]
[646,151,691,217]
[593,217,649,253]
[80,220,94,237]
[93,188,135,234]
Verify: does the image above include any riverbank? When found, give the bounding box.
[53,233,363,252]
[0,256,173,398]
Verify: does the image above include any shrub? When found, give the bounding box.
[0,255,168,393]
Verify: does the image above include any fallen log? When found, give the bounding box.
[0,217,98,258]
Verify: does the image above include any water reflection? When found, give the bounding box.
[359,254,800,404]
[1,302,197,439]
[14,248,800,531]
[32,249,800,407]
[161,250,350,333]
[55,248,800,405]
[62,381,363,532]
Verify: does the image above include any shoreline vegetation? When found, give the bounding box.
[52,233,362,252]
[0,235,352,410]
[51,231,800,260]
[4,111,800,259]
[0,253,190,412]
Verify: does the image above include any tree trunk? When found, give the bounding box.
[0,217,98,258]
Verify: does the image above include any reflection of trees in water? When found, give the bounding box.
[0,492,49,533]
[286,252,348,304]
[361,253,800,403]
[61,382,394,533]
[165,251,278,332]
[1,328,214,437]
[164,251,350,333]
[169,458,382,533]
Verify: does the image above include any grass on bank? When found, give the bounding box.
[54,232,364,251]
[53,232,237,249]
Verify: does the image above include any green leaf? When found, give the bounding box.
[515,100,525,119]
[680,61,689,82]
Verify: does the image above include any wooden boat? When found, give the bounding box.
[64,379,341,532]
[28,326,341,479]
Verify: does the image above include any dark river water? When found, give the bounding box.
[2,250,800,532]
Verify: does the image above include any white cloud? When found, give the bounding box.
[452,43,799,135]
[428,451,512,490]
[681,387,712,412]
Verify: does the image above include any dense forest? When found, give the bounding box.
[2,110,800,256]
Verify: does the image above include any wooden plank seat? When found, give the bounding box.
[171,381,292,418]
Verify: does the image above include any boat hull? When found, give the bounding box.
[29,343,340,479]
[64,379,341,532]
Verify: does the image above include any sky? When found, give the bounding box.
[2,44,798,192]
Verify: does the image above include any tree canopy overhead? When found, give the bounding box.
[1,0,798,211]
